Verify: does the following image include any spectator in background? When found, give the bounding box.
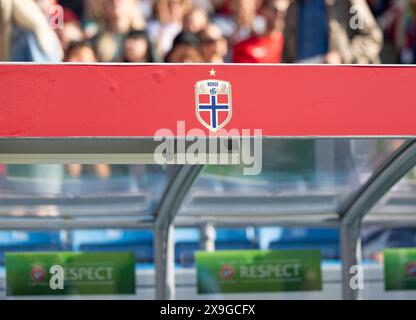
[198,24,228,63]
[56,8,84,51]
[35,0,58,16]
[233,0,289,63]
[83,0,106,39]
[67,164,112,179]
[283,0,383,64]
[148,0,192,61]
[0,0,63,61]
[213,0,265,46]
[58,0,84,18]
[64,41,97,62]
[183,6,209,34]
[368,0,407,63]
[193,0,214,14]
[401,0,416,63]
[93,0,146,62]
[165,31,202,62]
[212,0,232,14]
[140,0,156,20]
[123,29,154,62]
[367,0,392,17]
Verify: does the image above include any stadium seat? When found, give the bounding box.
[268,228,339,259]
[362,227,416,259]
[215,228,258,251]
[174,228,201,267]
[72,230,154,263]
[384,228,416,248]
[0,231,63,265]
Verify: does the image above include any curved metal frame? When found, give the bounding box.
[339,140,416,300]
[157,139,416,301]
[154,165,204,300]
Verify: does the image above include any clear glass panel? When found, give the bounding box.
[0,164,178,217]
[361,166,416,299]
[0,228,154,299]
[0,227,344,300]
[360,225,416,300]
[179,139,405,216]
[174,226,340,268]
[366,165,416,223]
[364,165,416,261]
[0,227,200,267]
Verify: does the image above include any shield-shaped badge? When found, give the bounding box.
[195,80,232,132]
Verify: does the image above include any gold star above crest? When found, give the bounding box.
[209,68,216,77]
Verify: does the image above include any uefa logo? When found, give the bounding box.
[405,262,416,277]
[220,264,236,281]
[31,265,47,283]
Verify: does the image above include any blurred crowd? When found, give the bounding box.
[0,0,416,64]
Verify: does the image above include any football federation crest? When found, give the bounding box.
[195,79,232,132]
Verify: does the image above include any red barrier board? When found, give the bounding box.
[0,64,415,137]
